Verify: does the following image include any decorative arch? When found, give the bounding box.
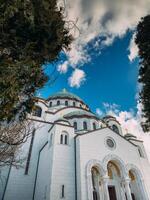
[126,164,149,200]
[126,164,143,181]
[86,159,106,200]
[86,159,106,177]
[102,154,128,178]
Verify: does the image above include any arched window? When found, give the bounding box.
[83,121,87,130]
[65,101,68,106]
[74,122,77,130]
[112,125,119,134]
[80,104,82,107]
[93,122,96,130]
[32,106,42,117]
[60,132,69,145]
[57,100,60,105]
[65,135,68,145]
[49,102,52,107]
[73,102,76,107]
[60,134,63,144]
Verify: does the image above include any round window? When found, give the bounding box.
[105,137,116,150]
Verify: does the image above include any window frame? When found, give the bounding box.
[73,102,76,107]
[65,100,68,106]
[73,121,77,130]
[32,106,42,117]
[93,122,96,130]
[60,134,63,144]
[112,124,119,134]
[83,121,88,130]
[57,100,60,105]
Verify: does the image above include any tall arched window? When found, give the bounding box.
[65,135,68,145]
[112,125,119,134]
[74,122,77,130]
[32,106,42,117]
[83,121,87,130]
[93,122,96,130]
[49,102,52,107]
[73,102,76,107]
[57,100,60,105]
[65,101,68,106]
[61,185,65,198]
[60,134,63,144]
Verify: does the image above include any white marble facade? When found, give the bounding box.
[1,89,150,200]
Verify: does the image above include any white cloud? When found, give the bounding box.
[58,0,150,86]
[103,102,120,114]
[128,33,139,62]
[57,61,69,74]
[68,68,86,88]
[96,108,103,116]
[99,102,150,161]
[115,110,150,162]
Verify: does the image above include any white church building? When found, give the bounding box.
[1,89,150,200]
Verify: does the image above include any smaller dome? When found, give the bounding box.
[103,115,116,119]
[103,115,120,124]
[54,117,71,126]
[47,88,83,102]
[64,110,99,119]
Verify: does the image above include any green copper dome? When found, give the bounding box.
[64,110,99,119]
[47,88,83,102]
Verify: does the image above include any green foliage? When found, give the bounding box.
[135,15,150,131]
[0,0,72,123]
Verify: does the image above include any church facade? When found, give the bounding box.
[1,89,150,200]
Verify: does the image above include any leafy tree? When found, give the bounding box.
[0,0,72,123]
[135,15,150,132]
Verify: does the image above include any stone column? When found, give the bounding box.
[122,178,132,200]
[87,173,94,200]
[101,176,110,200]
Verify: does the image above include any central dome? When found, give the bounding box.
[47,88,83,102]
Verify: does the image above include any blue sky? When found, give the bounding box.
[37,31,139,114]
[37,0,150,157]
[36,0,150,115]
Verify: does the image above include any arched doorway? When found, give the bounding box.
[87,158,148,200]
[107,161,122,200]
[86,160,106,200]
[128,168,148,200]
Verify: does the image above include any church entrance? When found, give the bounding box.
[88,158,148,200]
[108,186,117,200]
